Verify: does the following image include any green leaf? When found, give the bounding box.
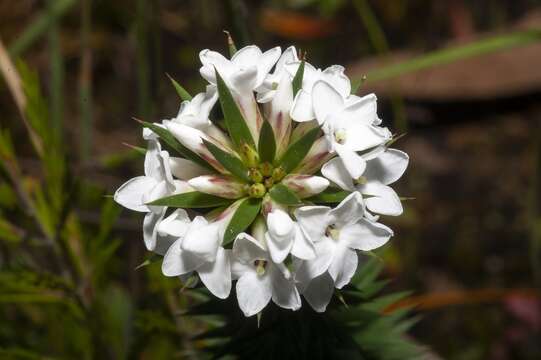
[360,29,541,84]
[292,60,305,97]
[203,140,250,182]
[166,73,192,101]
[257,120,276,163]
[215,69,255,149]
[140,121,213,171]
[268,184,302,206]
[148,191,233,208]
[306,187,351,204]
[222,198,261,245]
[224,30,238,57]
[278,126,320,173]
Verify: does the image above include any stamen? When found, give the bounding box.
[334,129,347,144]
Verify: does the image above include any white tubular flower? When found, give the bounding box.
[232,232,301,317]
[265,208,315,263]
[313,81,391,179]
[116,43,409,316]
[287,62,351,122]
[200,45,281,140]
[256,45,298,103]
[162,216,232,299]
[322,148,409,216]
[294,193,393,312]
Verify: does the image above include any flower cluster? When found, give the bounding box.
[114,45,409,317]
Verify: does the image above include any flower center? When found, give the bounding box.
[334,129,347,144]
[254,259,267,276]
[325,224,340,240]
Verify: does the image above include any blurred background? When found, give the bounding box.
[0,0,540,359]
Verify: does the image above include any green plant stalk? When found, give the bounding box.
[47,0,65,142]
[362,29,541,84]
[353,0,407,132]
[79,0,93,162]
[9,0,77,57]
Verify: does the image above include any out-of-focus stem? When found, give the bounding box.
[47,0,65,143]
[79,0,93,162]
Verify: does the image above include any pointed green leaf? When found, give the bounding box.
[222,198,261,245]
[140,121,213,171]
[292,60,305,96]
[224,30,238,57]
[203,140,250,182]
[257,120,276,163]
[215,69,255,149]
[148,191,233,208]
[268,184,302,206]
[166,73,192,101]
[306,187,351,204]
[278,126,320,173]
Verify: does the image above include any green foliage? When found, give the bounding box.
[215,69,255,149]
[258,120,276,163]
[268,183,303,206]
[307,187,351,204]
[278,126,320,173]
[149,191,234,208]
[194,258,422,360]
[166,73,192,101]
[140,120,213,171]
[291,60,305,97]
[204,139,251,182]
[223,198,262,245]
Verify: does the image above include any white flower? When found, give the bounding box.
[114,138,189,251]
[286,62,350,122]
[264,208,315,263]
[294,193,393,312]
[162,216,232,299]
[281,174,330,198]
[200,45,281,140]
[313,81,391,179]
[256,46,298,103]
[322,148,409,216]
[232,232,301,317]
[171,85,217,129]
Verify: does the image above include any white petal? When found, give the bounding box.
[236,271,272,317]
[144,139,162,180]
[312,80,344,125]
[361,183,403,216]
[290,225,316,260]
[230,66,258,96]
[290,90,314,122]
[321,65,351,97]
[188,175,245,199]
[338,93,378,125]
[269,74,294,142]
[300,272,335,313]
[181,216,221,262]
[154,235,177,257]
[232,232,268,264]
[265,209,295,263]
[321,157,355,191]
[169,157,211,181]
[265,232,293,264]
[334,144,367,180]
[294,239,335,289]
[269,265,301,311]
[114,176,157,212]
[157,208,191,237]
[275,46,298,73]
[294,205,330,243]
[327,245,358,289]
[329,191,364,227]
[198,247,232,299]
[143,209,165,251]
[166,122,204,154]
[162,238,205,276]
[256,46,282,87]
[199,49,234,84]
[231,45,263,68]
[340,219,393,251]
[364,149,409,185]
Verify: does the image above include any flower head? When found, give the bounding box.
[115,43,409,316]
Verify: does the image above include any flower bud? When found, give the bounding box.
[248,183,266,198]
[271,167,286,181]
[240,143,259,168]
[248,168,264,183]
[188,175,245,199]
[281,175,330,198]
[259,162,274,177]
